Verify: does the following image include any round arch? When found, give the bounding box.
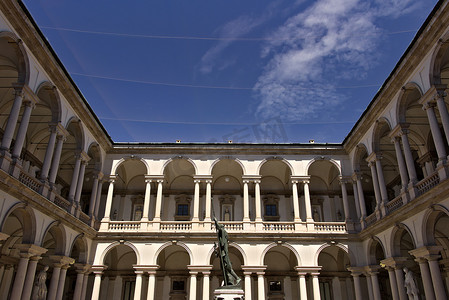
[39,221,66,255]
[260,242,302,266]
[209,157,246,175]
[372,117,393,152]
[100,241,141,265]
[305,158,341,175]
[153,241,193,265]
[257,157,294,176]
[390,223,417,257]
[35,81,61,123]
[87,142,103,172]
[0,31,30,85]
[65,117,85,151]
[396,82,424,124]
[206,242,248,266]
[422,203,449,245]
[161,156,198,175]
[352,143,369,171]
[429,31,449,85]
[314,242,356,267]
[0,202,36,244]
[366,236,387,265]
[111,156,150,175]
[68,233,89,263]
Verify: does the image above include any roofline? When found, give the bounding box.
[341,0,444,146]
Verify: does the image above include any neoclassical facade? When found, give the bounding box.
[0,0,449,300]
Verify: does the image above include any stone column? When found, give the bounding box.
[48,134,66,185]
[134,271,143,300]
[11,100,34,159]
[415,257,436,300]
[102,176,116,222]
[142,177,152,222]
[74,160,88,211]
[154,179,164,222]
[10,252,32,300]
[434,88,449,147]
[94,180,104,219]
[298,272,308,300]
[146,271,157,300]
[384,266,399,300]
[381,257,407,300]
[374,155,389,203]
[353,173,367,220]
[302,179,313,222]
[55,264,70,300]
[423,101,447,162]
[367,160,381,210]
[390,136,409,190]
[243,272,252,300]
[202,271,210,300]
[88,174,100,218]
[339,178,351,221]
[91,266,106,300]
[292,180,301,221]
[47,264,62,300]
[257,271,265,300]
[243,180,250,221]
[254,180,262,222]
[40,125,58,181]
[352,181,361,219]
[349,270,363,300]
[205,179,212,222]
[0,264,14,299]
[366,267,381,300]
[427,256,448,300]
[189,271,197,300]
[1,86,24,150]
[73,264,90,300]
[311,273,321,300]
[193,180,201,222]
[21,255,42,300]
[398,126,418,184]
[81,272,90,300]
[68,154,82,202]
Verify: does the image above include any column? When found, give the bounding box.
[254,180,262,221]
[202,271,210,300]
[368,161,381,210]
[80,272,90,300]
[257,272,265,300]
[368,270,381,300]
[1,86,23,150]
[193,180,201,221]
[244,272,252,300]
[55,264,70,300]
[352,181,361,219]
[374,156,388,202]
[354,173,367,219]
[88,174,100,218]
[427,256,448,300]
[11,100,34,159]
[146,271,156,300]
[423,101,447,161]
[339,178,351,221]
[434,89,449,147]
[40,125,58,181]
[303,179,313,222]
[292,180,301,221]
[21,255,42,300]
[204,180,212,222]
[10,253,31,300]
[48,135,65,185]
[243,180,250,221]
[47,264,62,300]
[350,272,363,300]
[68,154,82,202]
[142,177,152,221]
[399,127,418,184]
[91,270,104,300]
[189,271,197,300]
[385,267,399,300]
[365,273,374,300]
[74,160,88,207]
[415,257,436,300]
[393,267,407,300]
[134,271,143,300]
[391,137,409,190]
[0,265,14,299]
[311,273,321,300]
[153,179,163,221]
[94,180,104,219]
[73,264,89,300]
[102,177,116,222]
[298,273,308,300]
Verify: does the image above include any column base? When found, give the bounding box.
[407,182,418,200]
[0,150,12,173]
[306,219,315,231]
[214,287,244,300]
[400,190,410,205]
[436,161,449,181]
[9,157,22,178]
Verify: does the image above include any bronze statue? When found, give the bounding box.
[214,217,241,287]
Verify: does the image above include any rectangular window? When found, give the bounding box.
[177,204,189,216]
[172,280,185,291]
[269,280,282,291]
[265,204,277,216]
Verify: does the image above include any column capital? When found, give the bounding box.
[339,176,351,184]
[242,266,267,273]
[419,84,448,106]
[90,265,108,274]
[389,123,410,138]
[292,176,310,184]
[11,82,25,96]
[187,265,213,273]
[294,266,322,274]
[253,179,261,184]
[193,175,213,181]
[366,152,380,163]
[74,263,92,274]
[108,175,117,183]
[193,179,202,184]
[347,266,365,276]
[49,255,75,268]
[380,257,407,269]
[409,245,443,260]
[352,172,362,181]
[15,244,47,257]
[93,171,104,180]
[364,265,382,275]
[242,175,261,181]
[133,264,160,273]
[0,232,10,241]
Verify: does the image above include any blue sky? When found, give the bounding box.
[22,0,438,143]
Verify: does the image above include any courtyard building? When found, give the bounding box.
[0,0,449,299]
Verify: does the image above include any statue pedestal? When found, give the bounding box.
[213,288,244,300]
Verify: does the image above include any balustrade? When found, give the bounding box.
[108,221,141,231]
[385,195,403,214]
[18,171,42,192]
[314,222,347,232]
[365,212,377,226]
[160,221,192,231]
[263,222,295,231]
[211,221,244,231]
[416,172,440,195]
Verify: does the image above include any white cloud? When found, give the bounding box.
[254,0,420,121]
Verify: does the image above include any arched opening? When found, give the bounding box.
[259,160,292,222]
[307,160,342,222]
[372,119,401,201]
[318,246,352,300]
[263,245,299,300]
[163,159,195,221]
[78,143,102,215]
[63,236,88,300]
[112,159,147,221]
[211,159,243,221]
[368,239,392,299]
[353,145,376,216]
[209,244,244,298]
[156,244,191,300]
[102,244,138,300]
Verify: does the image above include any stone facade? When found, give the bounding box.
[0,0,448,300]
